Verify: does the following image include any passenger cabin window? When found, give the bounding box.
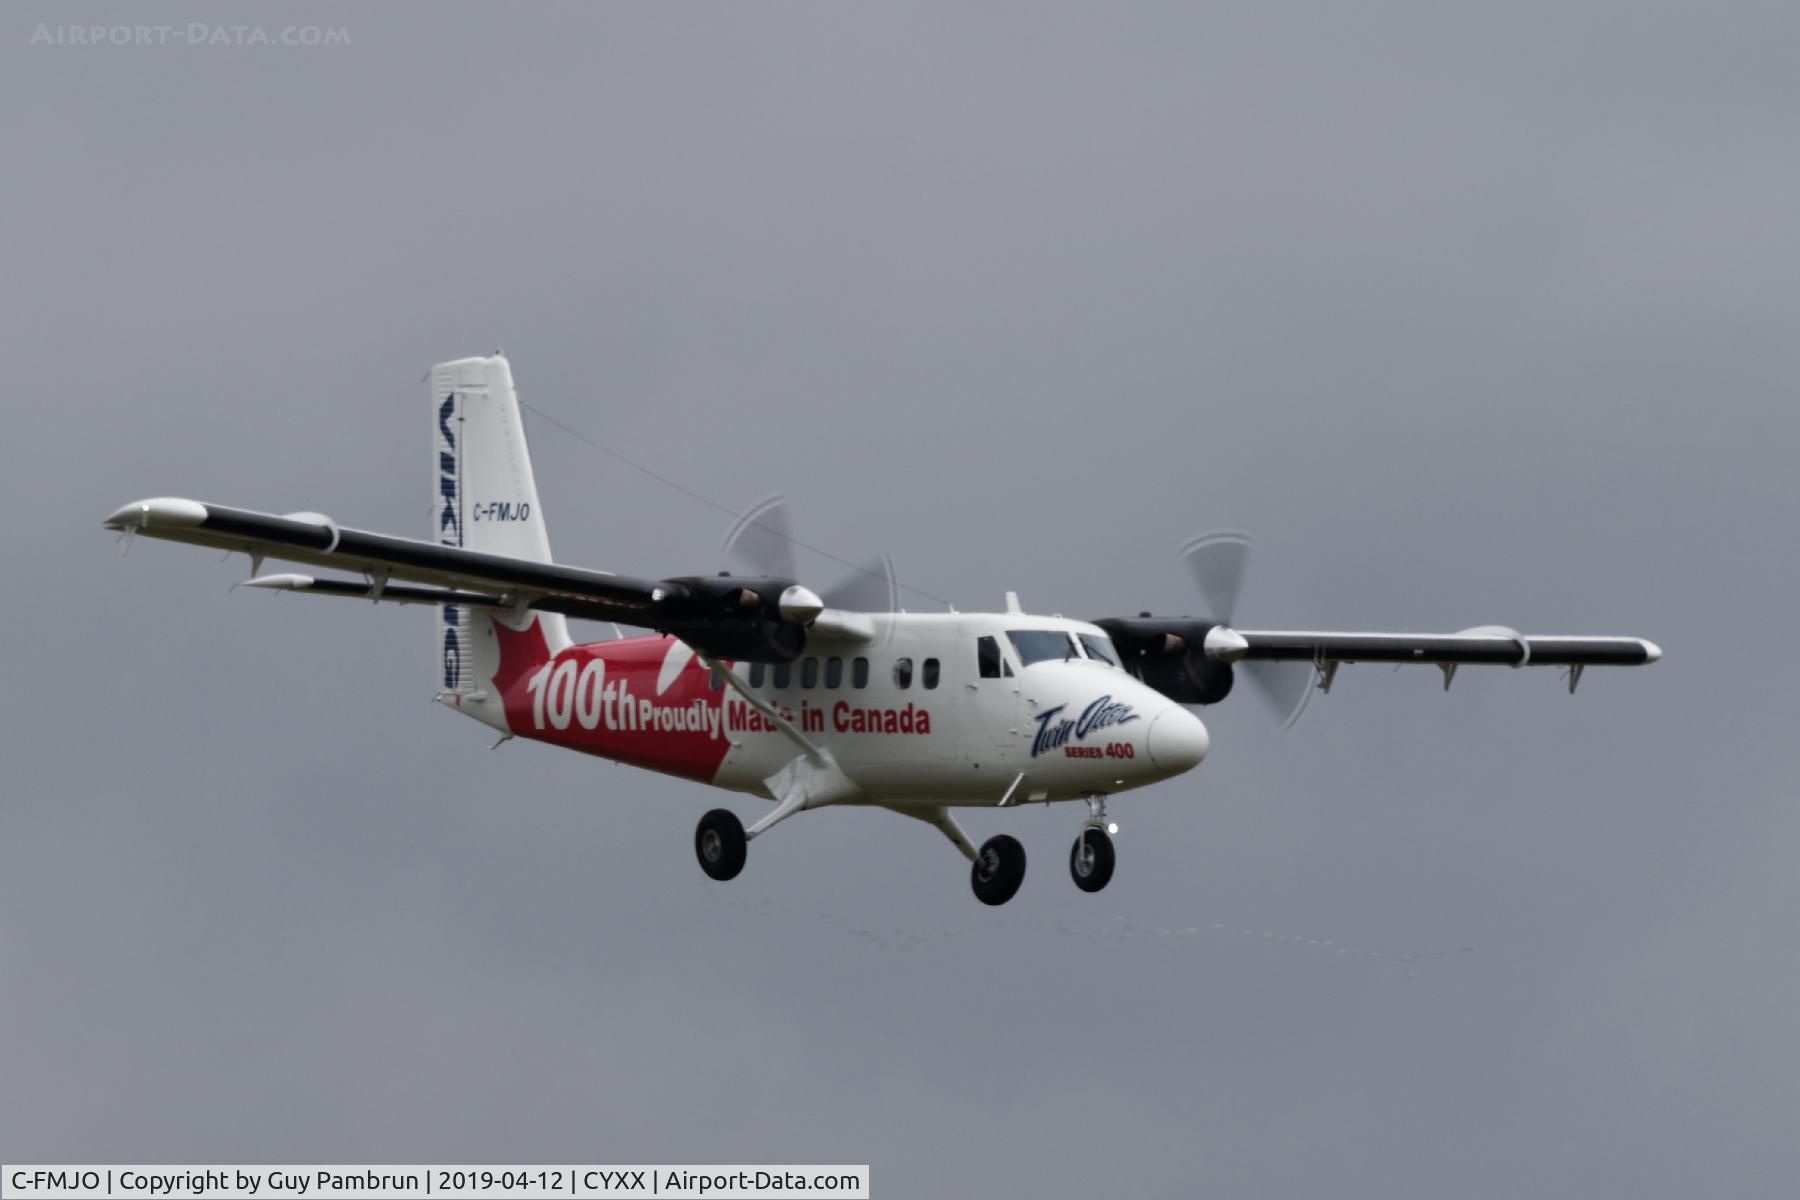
[1008,629,1079,666]
[893,657,913,689]
[825,656,844,689]
[708,666,724,692]
[977,636,1003,679]
[922,658,940,689]
[773,662,792,689]
[801,657,819,688]
[852,657,870,688]
[750,662,766,688]
[1078,633,1121,668]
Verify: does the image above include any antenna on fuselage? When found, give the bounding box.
[510,399,959,609]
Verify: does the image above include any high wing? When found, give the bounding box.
[1094,530,1661,716]
[1218,625,1660,701]
[1222,628,1660,668]
[105,497,664,623]
[103,497,831,659]
[1096,615,1660,708]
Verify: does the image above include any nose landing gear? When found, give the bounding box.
[1070,827,1115,892]
[1069,794,1117,893]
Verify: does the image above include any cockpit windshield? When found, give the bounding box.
[1078,633,1121,668]
[1007,629,1080,666]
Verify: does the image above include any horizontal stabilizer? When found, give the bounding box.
[236,572,636,623]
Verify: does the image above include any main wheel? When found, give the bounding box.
[970,834,1026,906]
[1069,827,1115,893]
[695,809,747,881]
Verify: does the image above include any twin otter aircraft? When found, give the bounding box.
[106,355,1660,905]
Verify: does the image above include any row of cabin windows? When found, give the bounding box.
[708,656,941,692]
[705,630,1121,692]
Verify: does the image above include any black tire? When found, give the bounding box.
[1069,827,1115,893]
[970,834,1027,906]
[695,809,747,881]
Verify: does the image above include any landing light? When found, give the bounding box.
[1107,822,1119,836]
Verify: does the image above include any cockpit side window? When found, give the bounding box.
[1007,629,1080,666]
[1078,633,1121,668]
[977,635,1003,679]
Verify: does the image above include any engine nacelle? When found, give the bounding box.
[1093,616,1235,705]
[654,574,808,663]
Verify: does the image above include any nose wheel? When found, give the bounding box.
[695,808,747,881]
[970,834,1026,906]
[1069,827,1115,893]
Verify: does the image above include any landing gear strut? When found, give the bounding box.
[970,834,1026,906]
[695,808,746,881]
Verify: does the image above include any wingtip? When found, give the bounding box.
[103,497,208,530]
[1642,640,1663,664]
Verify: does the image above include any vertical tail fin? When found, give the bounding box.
[431,354,569,727]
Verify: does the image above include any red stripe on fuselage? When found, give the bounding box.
[491,621,732,784]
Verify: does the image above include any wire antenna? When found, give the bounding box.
[519,400,954,608]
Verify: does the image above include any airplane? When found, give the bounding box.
[104,354,1661,906]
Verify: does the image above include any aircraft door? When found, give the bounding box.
[962,634,1022,765]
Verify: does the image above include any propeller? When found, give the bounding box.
[1178,530,1316,730]
[723,494,899,614]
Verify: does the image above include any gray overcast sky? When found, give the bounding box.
[3,3,1797,1196]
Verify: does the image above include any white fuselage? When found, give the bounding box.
[480,610,1210,811]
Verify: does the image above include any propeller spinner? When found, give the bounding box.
[1178,530,1316,730]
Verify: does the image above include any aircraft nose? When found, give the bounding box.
[1146,706,1209,773]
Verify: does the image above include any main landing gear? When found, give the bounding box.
[971,834,1027,906]
[1069,794,1116,894]
[694,808,746,881]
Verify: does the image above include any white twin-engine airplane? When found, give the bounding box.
[107,355,1661,905]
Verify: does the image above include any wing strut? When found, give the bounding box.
[885,806,980,863]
